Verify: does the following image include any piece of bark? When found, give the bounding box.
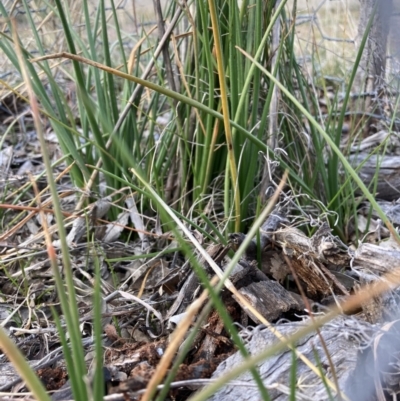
[269,222,400,279]
[234,280,304,323]
[230,216,351,301]
[274,223,350,268]
[272,224,350,298]
[225,259,305,323]
[353,242,400,274]
[287,256,349,298]
[354,0,393,136]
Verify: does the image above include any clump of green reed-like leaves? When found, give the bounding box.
[0,0,360,238]
[0,1,396,400]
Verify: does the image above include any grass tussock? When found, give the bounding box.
[0,0,400,400]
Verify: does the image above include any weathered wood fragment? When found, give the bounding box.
[207,317,377,401]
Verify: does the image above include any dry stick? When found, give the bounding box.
[74,6,183,211]
[153,0,177,93]
[152,0,186,206]
[259,0,281,203]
